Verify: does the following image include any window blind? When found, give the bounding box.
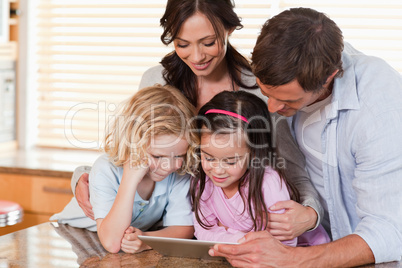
[33,0,402,149]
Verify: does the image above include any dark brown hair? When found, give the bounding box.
[160,0,258,107]
[252,7,344,93]
[191,90,299,232]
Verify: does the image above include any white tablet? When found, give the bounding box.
[137,235,238,260]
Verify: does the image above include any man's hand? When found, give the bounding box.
[121,226,151,254]
[76,173,94,220]
[268,200,317,240]
[209,231,296,267]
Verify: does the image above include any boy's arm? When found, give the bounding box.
[96,162,148,253]
[145,225,194,239]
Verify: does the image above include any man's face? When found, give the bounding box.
[257,78,326,117]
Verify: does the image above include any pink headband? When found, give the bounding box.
[205,109,249,123]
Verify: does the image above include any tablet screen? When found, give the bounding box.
[137,235,238,260]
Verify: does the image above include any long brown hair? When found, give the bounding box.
[159,0,258,107]
[190,91,300,232]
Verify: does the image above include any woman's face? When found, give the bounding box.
[173,12,231,78]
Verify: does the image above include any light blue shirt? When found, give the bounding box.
[288,43,402,263]
[51,154,193,231]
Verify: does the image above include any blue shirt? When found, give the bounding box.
[288,43,402,263]
[51,154,193,231]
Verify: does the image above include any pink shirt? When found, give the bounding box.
[193,166,330,246]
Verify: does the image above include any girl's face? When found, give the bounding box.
[200,129,250,198]
[173,12,231,78]
[146,134,189,182]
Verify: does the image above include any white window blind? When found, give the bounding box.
[33,0,402,149]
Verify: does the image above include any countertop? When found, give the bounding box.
[0,222,233,267]
[0,148,101,178]
[0,223,401,267]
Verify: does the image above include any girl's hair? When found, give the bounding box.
[104,84,198,176]
[191,90,299,232]
[159,0,258,107]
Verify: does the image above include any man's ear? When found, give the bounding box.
[325,70,339,85]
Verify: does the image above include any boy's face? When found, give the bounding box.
[146,134,188,181]
[200,129,250,198]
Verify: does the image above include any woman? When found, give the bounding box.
[72,0,324,242]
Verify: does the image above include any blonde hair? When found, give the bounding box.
[104,84,198,175]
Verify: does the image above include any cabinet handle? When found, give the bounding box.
[43,186,72,195]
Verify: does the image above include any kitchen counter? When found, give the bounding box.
[0,223,401,268]
[0,148,101,178]
[0,222,232,267]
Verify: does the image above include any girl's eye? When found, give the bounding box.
[204,41,216,47]
[204,156,214,162]
[224,160,237,166]
[152,155,161,159]
[176,43,188,48]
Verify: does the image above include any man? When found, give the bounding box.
[209,7,402,267]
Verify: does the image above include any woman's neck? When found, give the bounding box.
[196,61,239,110]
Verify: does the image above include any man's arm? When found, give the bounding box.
[210,231,374,267]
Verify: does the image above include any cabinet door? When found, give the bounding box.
[0,173,73,214]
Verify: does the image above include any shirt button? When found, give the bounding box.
[140,202,145,206]
[140,208,144,212]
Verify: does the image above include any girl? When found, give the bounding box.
[51,84,198,254]
[73,0,324,241]
[191,90,330,246]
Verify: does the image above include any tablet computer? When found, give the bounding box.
[137,235,238,260]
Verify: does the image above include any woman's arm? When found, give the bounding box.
[269,113,323,239]
[70,166,94,219]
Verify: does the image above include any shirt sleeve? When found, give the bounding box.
[352,110,402,263]
[71,165,92,196]
[193,200,246,243]
[193,182,246,243]
[138,65,166,89]
[273,112,324,229]
[162,174,193,226]
[88,155,121,220]
[262,167,297,247]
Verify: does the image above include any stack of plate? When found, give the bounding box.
[0,200,23,227]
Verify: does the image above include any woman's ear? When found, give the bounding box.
[229,27,236,36]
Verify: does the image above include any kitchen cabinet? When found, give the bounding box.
[0,173,73,236]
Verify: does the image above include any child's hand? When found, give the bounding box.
[122,158,150,184]
[120,226,151,254]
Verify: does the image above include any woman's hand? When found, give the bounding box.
[75,173,94,220]
[267,200,318,240]
[121,226,151,254]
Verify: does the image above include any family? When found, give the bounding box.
[51,0,402,267]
